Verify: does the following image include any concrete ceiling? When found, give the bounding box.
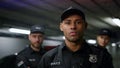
[0,0,120,42]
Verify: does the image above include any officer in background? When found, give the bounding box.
[16,25,46,68]
[96,28,114,68]
[38,8,114,68]
[0,54,27,68]
[96,28,112,48]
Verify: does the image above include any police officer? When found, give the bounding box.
[16,25,46,68]
[0,54,28,68]
[96,28,112,48]
[96,28,114,68]
[38,8,114,68]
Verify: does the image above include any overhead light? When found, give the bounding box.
[9,28,30,34]
[87,39,96,44]
[112,18,120,27]
[62,36,65,40]
[14,53,18,55]
[119,45,120,48]
[111,43,116,47]
[48,36,65,40]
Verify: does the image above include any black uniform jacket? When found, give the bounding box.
[97,45,114,68]
[16,46,46,68]
[38,41,114,68]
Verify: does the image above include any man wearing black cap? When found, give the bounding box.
[96,28,112,48]
[38,8,114,68]
[96,28,114,68]
[16,25,46,68]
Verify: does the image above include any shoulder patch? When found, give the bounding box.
[17,61,24,67]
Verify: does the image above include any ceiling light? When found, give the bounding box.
[14,53,18,55]
[9,28,30,34]
[119,45,120,48]
[48,36,65,40]
[62,36,65,40]
[112,18,120,27]
[87,39,96,44]
[111,43,116,47]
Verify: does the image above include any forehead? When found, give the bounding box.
[97,35,110,38]
[61,15,85,24]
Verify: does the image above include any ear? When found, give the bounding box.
[84,22,88,29]
[60,23,63,31]
[28,34,31,40]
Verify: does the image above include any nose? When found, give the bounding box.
[71,23,76,30]
[35,37,40,41]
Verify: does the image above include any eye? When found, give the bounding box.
[76,21,81,24]
[64,20,71,25]
[38,35,43,38]
[75,20,83,24]
[32,35,37,38]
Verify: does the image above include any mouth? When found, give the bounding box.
[69,32,77,36]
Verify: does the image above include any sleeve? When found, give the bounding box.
[16,55,29,68]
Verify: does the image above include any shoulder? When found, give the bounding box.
[84,41,100,51]
[90,45,100,50]
[17,47,30,56]
[43,46,59,57]
[39,46,59,67]
[85,43,101,51]
[89,44,104,54]
[90,45,112,57]
[0,55,17,68]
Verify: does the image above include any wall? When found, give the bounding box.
[0,37,62,59]
[0,37,29,58]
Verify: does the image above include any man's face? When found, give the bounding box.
[97,35,110,47]
[60,15,87,42]
[28,33,44,48]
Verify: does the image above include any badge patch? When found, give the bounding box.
[29,59,36,62]
[89,54,97,63]
[50,61,61,66]
[17,61,24,67]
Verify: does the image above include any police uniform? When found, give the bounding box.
[94,28,114,68]
[38,41,113,68]
[97,44,114,68]
[16,46,46,68]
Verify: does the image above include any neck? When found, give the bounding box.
[96,43,105,48]
[65,39,84,52]
[30,45,40,52]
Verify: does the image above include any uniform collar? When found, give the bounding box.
[54,40,90,63]
[61,40,89,53]
[28,45,45,54]
[96,44,108,52]
[97,44,106,49]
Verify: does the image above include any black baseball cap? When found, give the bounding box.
[30,25,45,34]
[61,8,86,22]
[98,28,112,37]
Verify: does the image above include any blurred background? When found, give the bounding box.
[0,0,120,68]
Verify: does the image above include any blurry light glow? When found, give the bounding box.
[48,36,65,40]
[62,36,65,40]
[87,39,96,44]
[9,28,30,34]
[43,40,62,46]
[112,18,120,27]
[14,53,18,55]
[111,43,116,47]
[119,45,120,47]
